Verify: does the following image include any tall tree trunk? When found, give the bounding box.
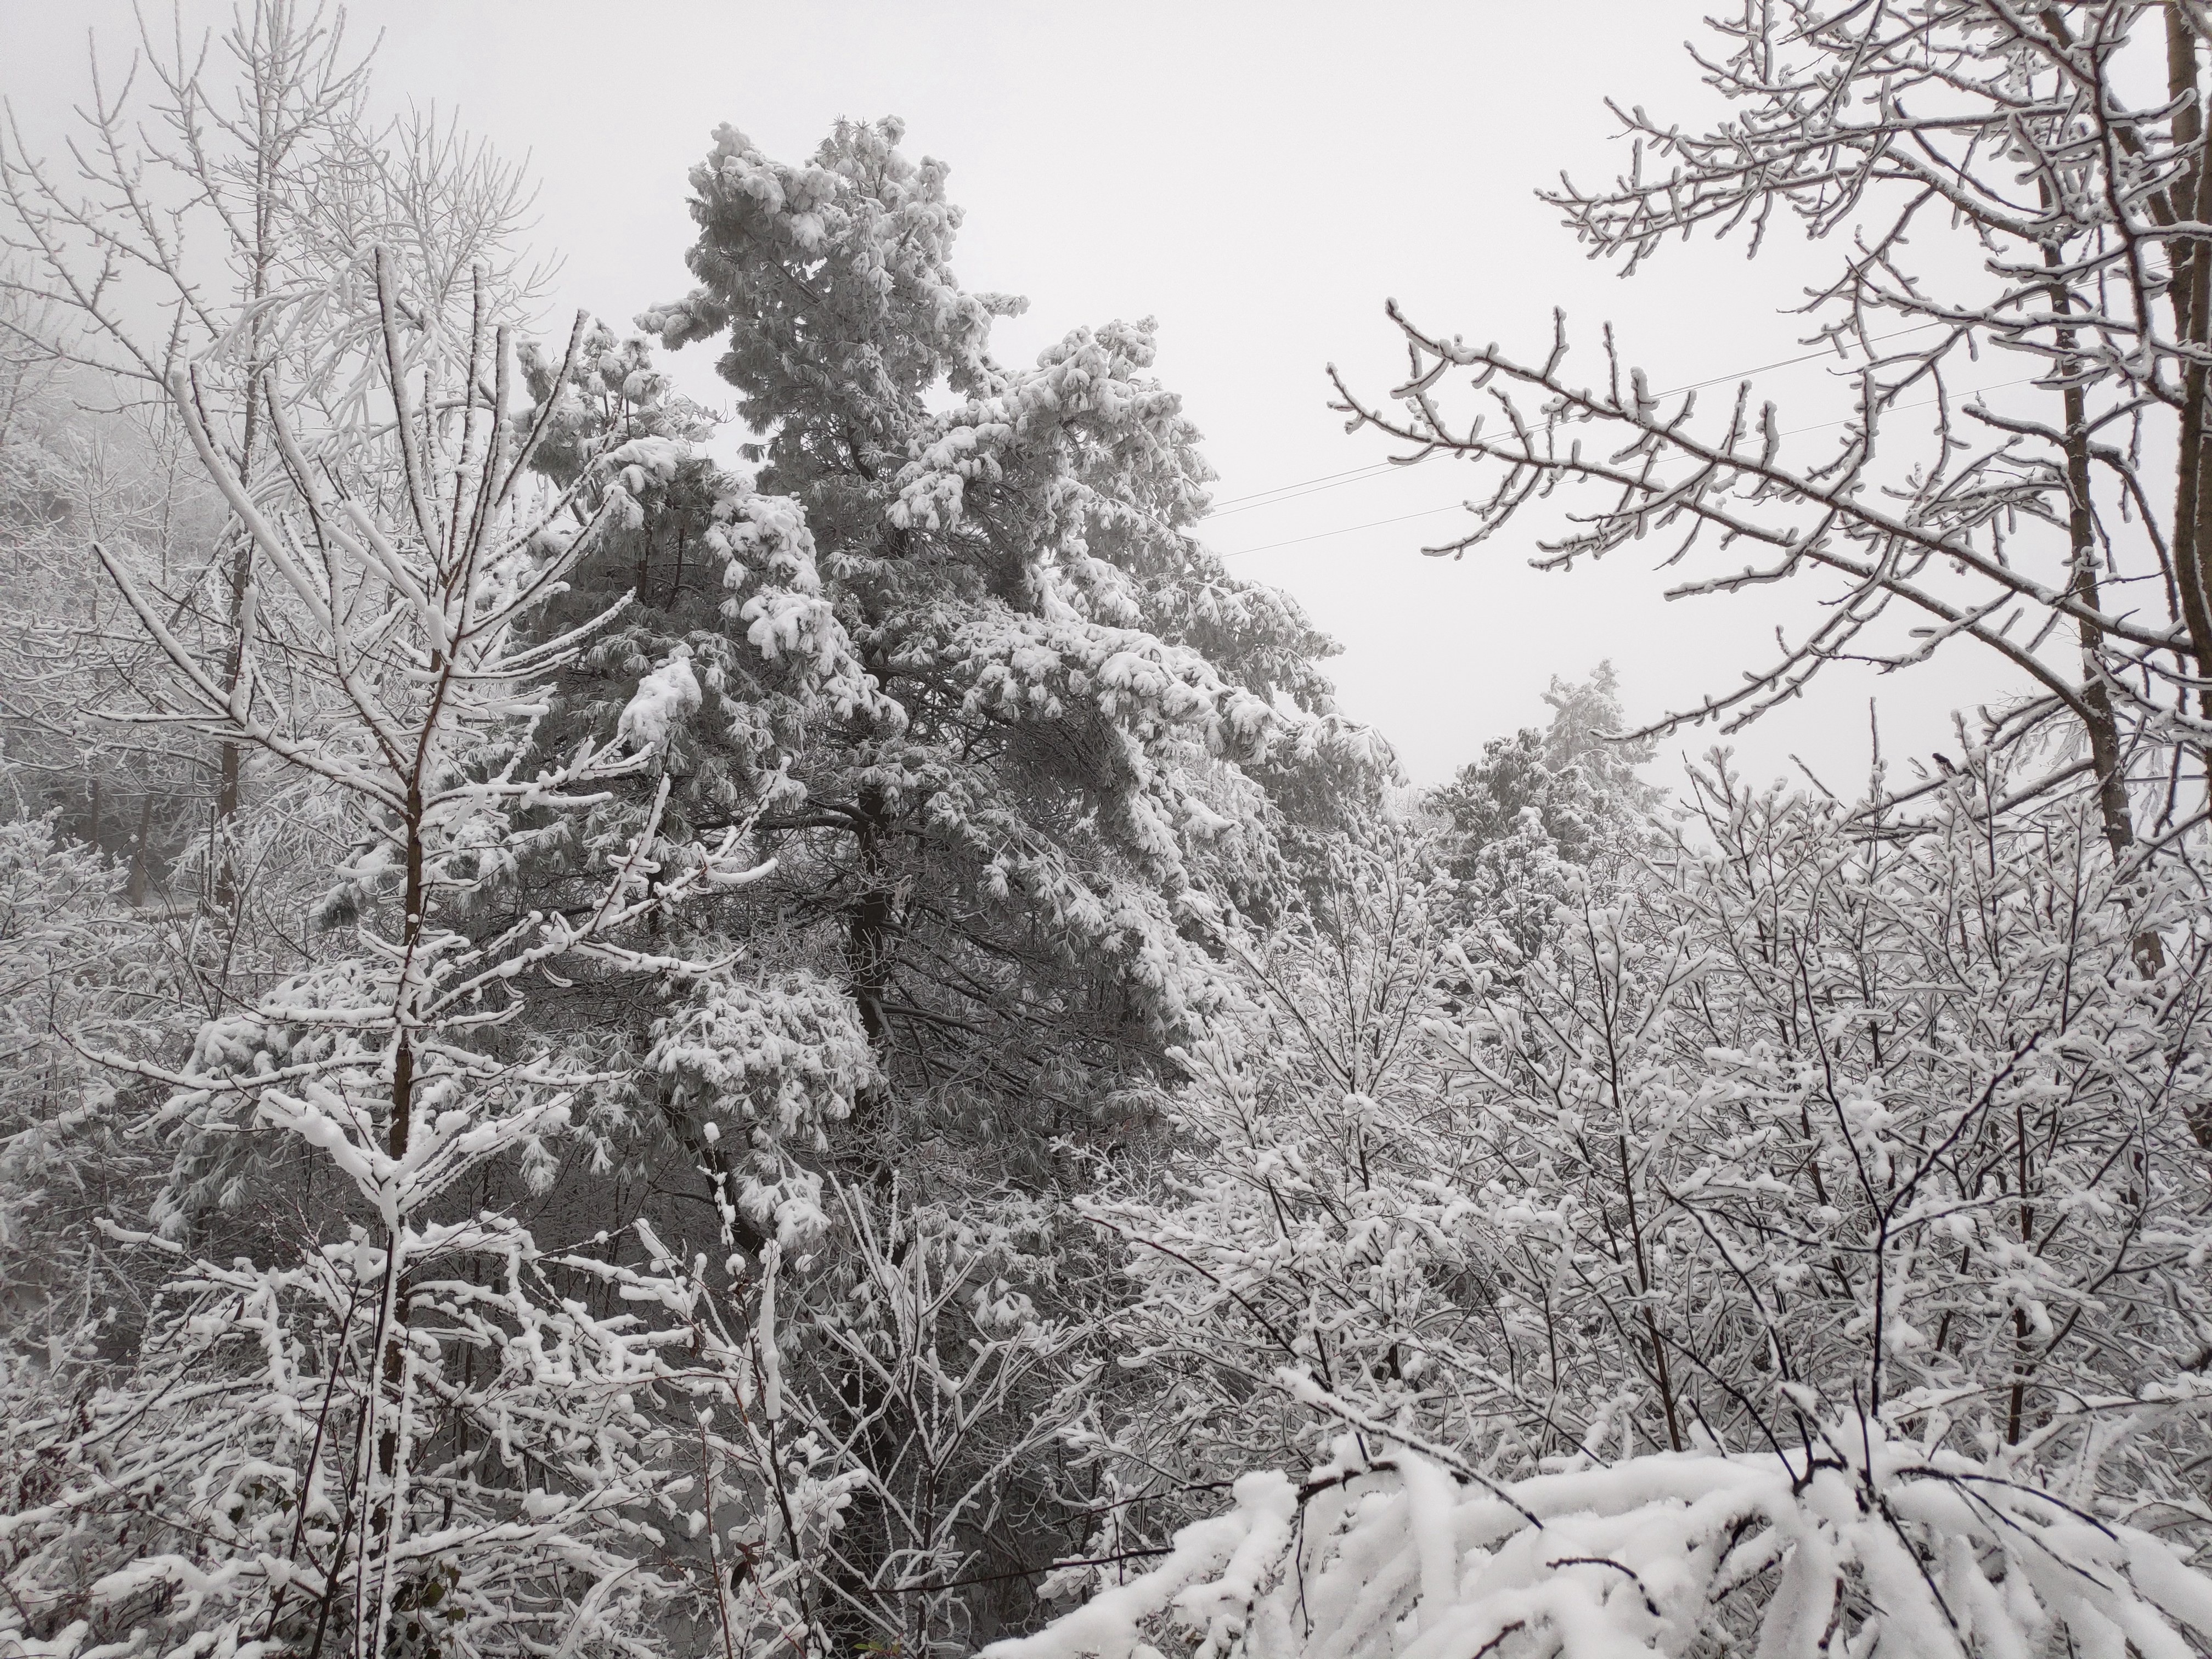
[212,529,253,915]
[843,780,898,1122]
[2166,12,2212,716]
[127,793,153,907]
[2041,236,2149,868]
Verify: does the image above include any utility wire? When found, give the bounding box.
[1220,365,2041,560]
[1209,464,1406,520]
[1643,319,1945,400]
[1207,461,1403,511]
[1201,321,1946,522]
[1223,503,1468,557]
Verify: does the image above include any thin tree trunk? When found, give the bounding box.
[127,793,153,906]
[843,780,898,1137]
[2041,230,2164,967]
[2167,12,2212,715]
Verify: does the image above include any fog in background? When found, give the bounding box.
[0,0,2026,792]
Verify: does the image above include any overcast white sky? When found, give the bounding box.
[1,1,2027,793]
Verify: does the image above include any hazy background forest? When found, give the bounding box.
[0,5,2210,1659]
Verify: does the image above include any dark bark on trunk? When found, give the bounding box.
[842,781,898,1137]
[2043,239,2162,967]
[2168,14,2212,713]
[370,782,426,1556]
[127,794,153,907]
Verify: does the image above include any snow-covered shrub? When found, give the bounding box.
[995,1406,2212,1659]
[0,811,174,1325]
[792,1182,1083,1655]
[635,1175,1082,1659]
[1060,755,2212,1653]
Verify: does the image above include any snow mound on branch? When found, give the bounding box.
[607,434,686,488]
[994,1412,2212,1659]
[647,971,880,1247]
[617,651,701,751]
[648,970,877,1147]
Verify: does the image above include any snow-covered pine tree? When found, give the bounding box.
[1429,663,1656,955]
[602,117,1387,1163]
[450,116,1393,1650]
[1432,665,1655,865]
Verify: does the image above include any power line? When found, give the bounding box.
[1644,320,1944,400]
[1222,504,1467,558]
[1201,321,1948,525]
[1206,461,1403,511]
[1219,365,2043,560]
[1780,372,2040,438]
[1209,464,1410,520]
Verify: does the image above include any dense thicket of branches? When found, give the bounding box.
[0,7,2209,1659]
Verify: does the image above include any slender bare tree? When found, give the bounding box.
[0,1,540,928]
